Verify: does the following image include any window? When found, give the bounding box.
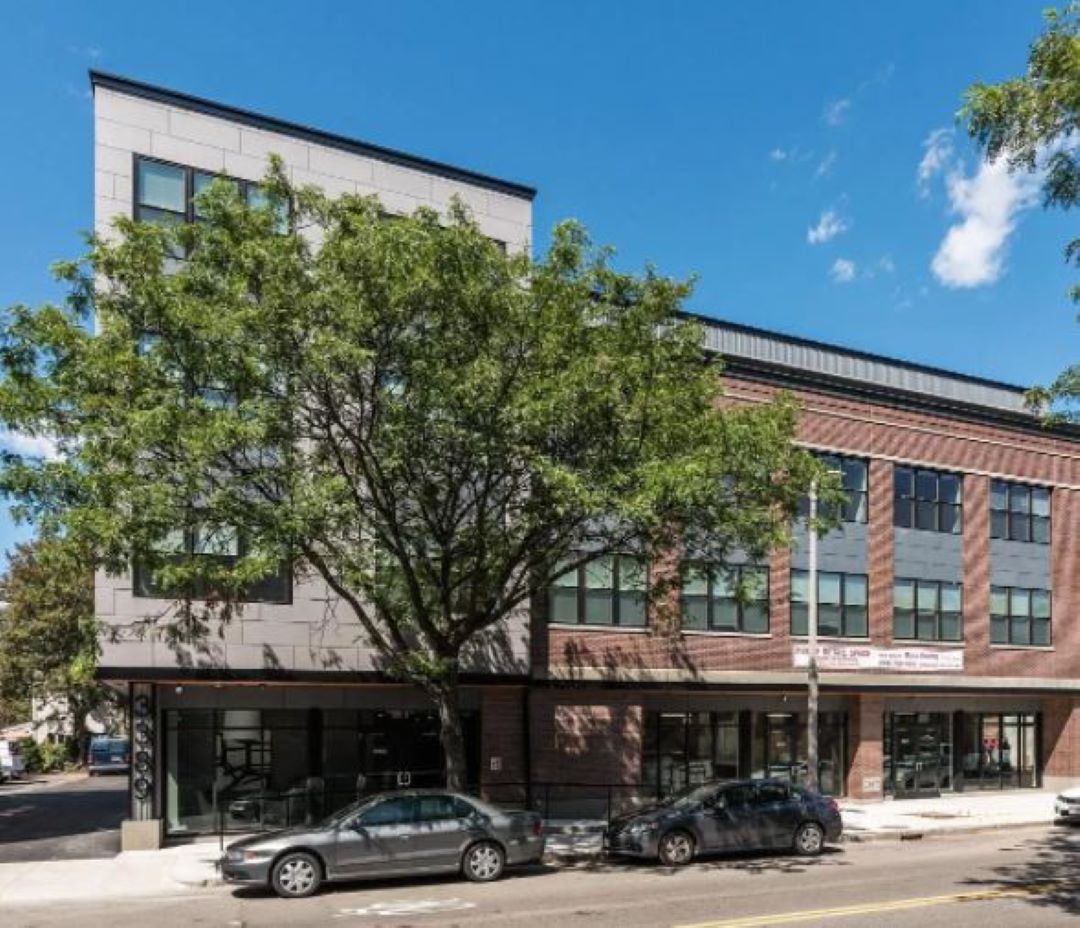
[990,481,1050,544]
[754,782,791,805]
[547,555,648,626]
[133,521,292,604]
[135,156,289,233]
[894,466,962,533]
[991,586,1051,646]
[790,570,868,637]
[416,795,462,822]
[893,579,962,641]
[799,454,868,523]
[359,797,416,827]
[681,564,769,633]
[642,711,739,794]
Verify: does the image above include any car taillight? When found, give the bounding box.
[533,817,544,837]
[827,798,840,813]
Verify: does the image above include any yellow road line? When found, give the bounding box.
[674,881,1072,928]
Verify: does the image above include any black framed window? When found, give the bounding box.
[893,578,962,641]
[990,480,1050,545]
[548,555,648,627]
[134,521,292,604]
[681,564,769,633]
[135,156,289,233]
[799,454,869,523]
[991,586,1051,646]
[642,710,740,795]
[894,466,962,533]
[790,569,868,637]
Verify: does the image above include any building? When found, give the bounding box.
[90,72,1080,847]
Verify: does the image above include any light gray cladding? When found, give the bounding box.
[701,322,1029,415]
[790,521,868,574]
[990,539,1051,589]
[893,527,963,583]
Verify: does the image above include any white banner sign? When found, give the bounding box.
[792,643,963,673]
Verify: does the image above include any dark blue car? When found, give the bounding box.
[605,779,843,865]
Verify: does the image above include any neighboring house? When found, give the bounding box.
[90,72,1080,848]
[29,694,112,746]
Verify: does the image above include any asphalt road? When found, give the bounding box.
[0,772,126,862]
[6,824,1080,928]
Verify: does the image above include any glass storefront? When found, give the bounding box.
[642,711,739,794]
[751,712,847,796]
[885,711,1039,796]
[957,713,1038,790]
[164,707,479,835]
[642,710,847,797]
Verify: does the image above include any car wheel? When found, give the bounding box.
[462,840,505,882]
[793,821,825,857]
[271,851,322,898]
[658,830,695,867]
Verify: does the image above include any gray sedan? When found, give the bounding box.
[220,789,545,898]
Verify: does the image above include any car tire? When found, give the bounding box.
[793,821,825,857]
[270,851,323,898]
[462,840,505,882]
[657,830,696,867]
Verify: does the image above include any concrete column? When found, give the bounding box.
[122,682,162,850]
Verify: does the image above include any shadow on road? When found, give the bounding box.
[558,845,849,877]
[0,775,126,862]
[958,825,1080,917]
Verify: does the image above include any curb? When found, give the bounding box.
[842,817,1053,844]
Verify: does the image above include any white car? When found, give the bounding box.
[1054,786,1080,822]
[0,740,25,781]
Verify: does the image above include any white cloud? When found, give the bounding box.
[917,128,954,197]
[877,254,895,274]
[0,428,60,461]
[823,99,851,127]
[807,208,849,244]
[814,150,837,179]
[769,148,789,162]
[830,258,857,283]
[930,158,1040,288]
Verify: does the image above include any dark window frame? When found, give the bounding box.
[790,569,869,638]
[133,520,292,605]
[892,577,963,642]
[990,584,1052,647]
[798,453,869,524]
[680,563,770,634]
[893,465,963,534]
[990,480,1051,545]
[546,554,649,627]
[134,154,291,233]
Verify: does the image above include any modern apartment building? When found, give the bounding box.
[91,72,1080,846]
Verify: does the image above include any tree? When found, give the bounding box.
[0,534,112,762]
[963,3,1080,415]
[0,161,825,788]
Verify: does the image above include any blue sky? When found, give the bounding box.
[0,1,1076,558]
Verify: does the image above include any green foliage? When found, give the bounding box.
[0,159,827,783]
[20,738,73,773]
[963,4,1080,417]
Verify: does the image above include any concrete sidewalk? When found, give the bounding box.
[0,789,1067,906]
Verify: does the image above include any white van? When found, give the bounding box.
[0,739,26,781]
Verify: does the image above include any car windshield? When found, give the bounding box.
[664,783,721,809]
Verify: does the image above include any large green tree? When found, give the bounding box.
[0,161,824,787]
[0,534,112,761]
[963,3,1080,414]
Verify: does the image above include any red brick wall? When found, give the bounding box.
[544,374,1080,683]
[846,694,884,799]
[480,687,526,790]
[1043,696,1080,784]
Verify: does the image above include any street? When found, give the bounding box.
[0,773,126,862]
[6,825,1079,928]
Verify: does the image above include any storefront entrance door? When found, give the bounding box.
[889,713,951,798]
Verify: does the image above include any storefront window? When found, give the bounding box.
[750,712,846,795]
[642,711,739,795]
[957,713,1038,790]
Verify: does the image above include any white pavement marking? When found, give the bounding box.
[335,898,478,918]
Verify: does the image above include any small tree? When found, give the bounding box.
[0,162,824,788]
[0,534,112,763]
[963,3,1080,416]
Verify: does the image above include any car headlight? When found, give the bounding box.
[227,848,271,863]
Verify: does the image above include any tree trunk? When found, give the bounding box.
[430,677,469,793]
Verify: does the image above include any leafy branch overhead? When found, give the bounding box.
[0,157,827,786]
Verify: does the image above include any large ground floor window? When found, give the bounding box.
[884,711,1040,796]
[164,707,479,835]
[641,710,847,797]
